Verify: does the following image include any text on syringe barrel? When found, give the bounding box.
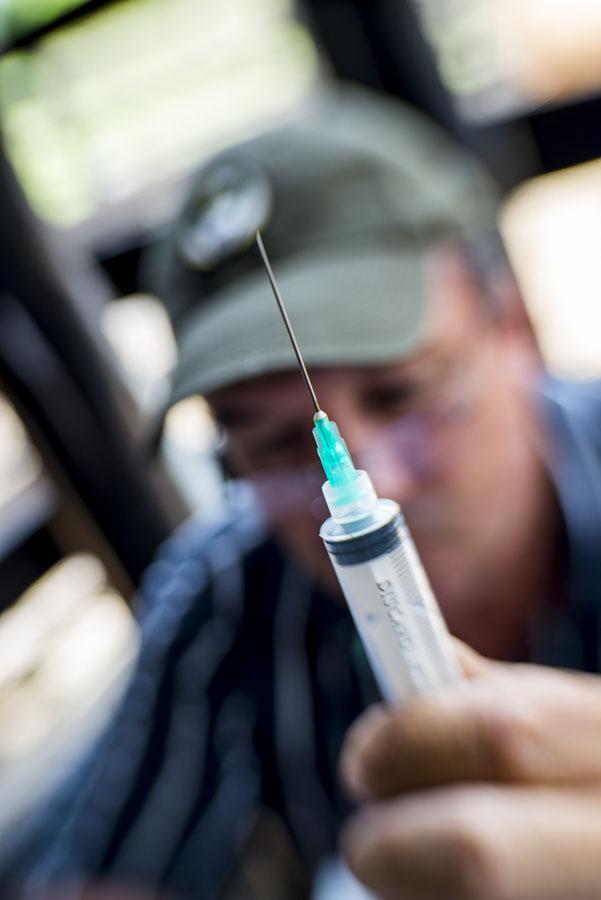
[320,500,461,703]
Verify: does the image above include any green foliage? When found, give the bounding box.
[0,1,88,42]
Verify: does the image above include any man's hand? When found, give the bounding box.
[339,642,601,900]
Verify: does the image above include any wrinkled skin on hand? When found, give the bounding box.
[339,641,601,900]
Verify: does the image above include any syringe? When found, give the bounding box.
[256,231,461,702]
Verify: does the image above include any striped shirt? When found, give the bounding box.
[5,378,601,899]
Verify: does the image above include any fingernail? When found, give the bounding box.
[341,755,370,801]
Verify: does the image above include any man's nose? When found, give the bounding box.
[342,422,417,506]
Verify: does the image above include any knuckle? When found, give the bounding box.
[351,705,390,755]
[339,814,363,869]
[342,708,379,763]
[342,707,400,796]
[442,798,508,900]
[476,707,538,782]
[361,711,406,769]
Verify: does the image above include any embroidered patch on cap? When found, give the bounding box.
[176,160,273,271]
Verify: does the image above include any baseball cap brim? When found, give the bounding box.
[169,245,432,404]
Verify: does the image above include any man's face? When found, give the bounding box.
[209,249,547,653]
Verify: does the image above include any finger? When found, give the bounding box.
[339,640,491,799]
[341,785,601,900]
[341,665,601,799]
[452,638,494,678]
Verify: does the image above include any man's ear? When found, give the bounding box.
[430,240,544,373]
[485,267,548,388]
[209,421,241,481]
[431,240,536,334]
[486,266,538,343]
[445,239,542,357]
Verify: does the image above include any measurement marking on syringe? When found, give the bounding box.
[390,542,428,610]
[376,579,429,692]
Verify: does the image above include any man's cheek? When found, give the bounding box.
[248,468,327,523]
[274,513,323,557]
[274,515,343,596]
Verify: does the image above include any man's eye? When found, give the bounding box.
[366,368,450,417]
[251,428,312,462]
[366,384,416,413]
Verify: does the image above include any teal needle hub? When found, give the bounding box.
[312,411,358,487]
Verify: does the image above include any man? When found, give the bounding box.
[6,86,601,899]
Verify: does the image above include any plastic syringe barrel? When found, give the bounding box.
[320,498,461,703]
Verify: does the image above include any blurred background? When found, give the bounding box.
[0,0,600,853]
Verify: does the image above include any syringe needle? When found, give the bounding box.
[256,230,321,415]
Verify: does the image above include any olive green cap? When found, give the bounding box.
[148,84,500,406]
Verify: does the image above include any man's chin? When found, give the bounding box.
[315,564,346,605]
[296,549,345,603]
[418,550,476,621]
[428,568,501,654]
[272,526,345,604]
